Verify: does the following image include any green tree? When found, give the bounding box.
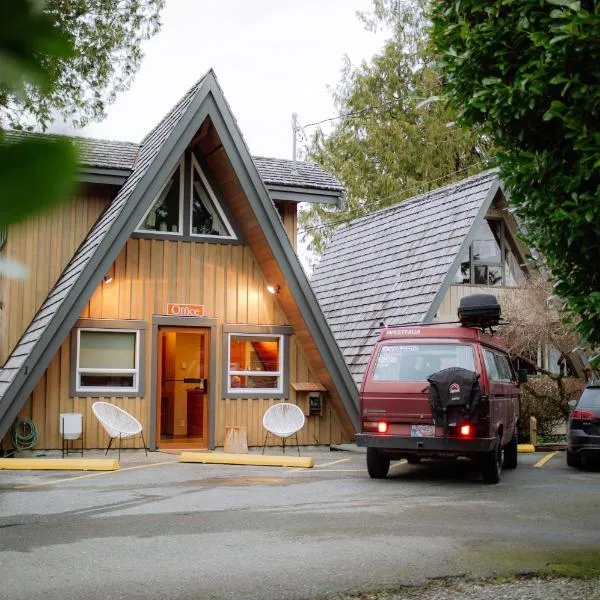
[2,0,164,130]
[430,0,600,362]
[300,0,490,254]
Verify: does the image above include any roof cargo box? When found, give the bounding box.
[458,294,501,328]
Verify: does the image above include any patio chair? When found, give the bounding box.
[262,402,305,456]
[92,402,147,459]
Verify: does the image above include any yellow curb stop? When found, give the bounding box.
[180,451,314,468]
[517,444,535,453]
[0,458,119,471]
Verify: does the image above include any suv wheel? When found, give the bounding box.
[503,430,518,469]
[566,450,580,468]
[367,448,390,479]
[482,436,502,484]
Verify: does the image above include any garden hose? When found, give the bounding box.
[11,418,39,452]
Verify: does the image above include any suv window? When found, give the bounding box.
[496,354,514,381]
[578,387,600,410]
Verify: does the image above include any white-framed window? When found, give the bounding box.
[136,159,184,235]
[75,328,141,394]
[227,333,284,394]
[190,154,236,240]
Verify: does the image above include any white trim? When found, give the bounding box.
[226,332,283,394]
[136,158,184,235]
[190,154,237,240]
[76,328,141,394]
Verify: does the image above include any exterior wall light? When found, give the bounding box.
[103,273,113,284]
[266,284,280,295]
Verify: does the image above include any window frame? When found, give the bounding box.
[190,154,237,241]
[71,320,146,398]
[135,158,184,236]
[222,325,291,399]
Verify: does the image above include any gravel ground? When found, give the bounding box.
[329,577,600,600]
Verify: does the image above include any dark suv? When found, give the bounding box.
[567,381,600,468]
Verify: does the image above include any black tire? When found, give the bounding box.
[406,456,421,465]
[482,436,502,484]
[367,448,390,479]
[503,430,518,470]
[566,450,580,468]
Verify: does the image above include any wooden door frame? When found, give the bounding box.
[150,316,217,450]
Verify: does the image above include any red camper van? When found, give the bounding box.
[356,295,523,484]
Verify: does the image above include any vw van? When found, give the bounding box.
[356,295,521,484]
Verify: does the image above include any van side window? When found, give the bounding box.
[484,349,502,381]
[496,354,514,381]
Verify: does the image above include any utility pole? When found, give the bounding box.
[291,112,300,162]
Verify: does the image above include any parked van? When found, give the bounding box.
[356,295,522,484]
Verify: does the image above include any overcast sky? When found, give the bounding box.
[67,0,388,160]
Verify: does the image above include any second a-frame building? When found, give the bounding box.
[0,70,359,451]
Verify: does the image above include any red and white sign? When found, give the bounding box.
[166,303,205,317]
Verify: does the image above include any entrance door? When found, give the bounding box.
[156,327,210,448]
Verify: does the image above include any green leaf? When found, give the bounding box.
[0,138,78,226]
[482,77,501,86]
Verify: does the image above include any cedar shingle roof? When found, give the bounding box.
[311,170,500,385]
[4,132,343,193]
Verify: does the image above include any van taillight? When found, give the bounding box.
[378,422,389,433]
[459,424,472,437]
[572,409,594,420]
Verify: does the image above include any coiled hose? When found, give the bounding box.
[11,418,39,452]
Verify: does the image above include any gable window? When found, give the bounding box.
[73,327,144,396]
[138,161,183,234]
[190,155,236,239]
[454,219,524,287]
[136,153,237,241]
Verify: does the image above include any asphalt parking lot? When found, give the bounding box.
[1,448,599,600]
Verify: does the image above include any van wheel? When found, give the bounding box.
[503,430,518,469]
[566,450,580,468]
[367,448,390,479]
[482,436,502,484]
[406,456,421,464]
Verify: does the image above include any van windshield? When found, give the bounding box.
[372,343,476,381]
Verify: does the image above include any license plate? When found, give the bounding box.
[411,424,435,438]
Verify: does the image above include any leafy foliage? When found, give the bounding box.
[300,0,490,255]
[0,1,78,233]
[2,0,164,130]
[430,0,600,361]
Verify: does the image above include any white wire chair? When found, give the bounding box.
[92,402,147,459]
[262,402,305,456]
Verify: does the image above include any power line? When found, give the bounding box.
[301,84,443,130]
[298,160,485,235]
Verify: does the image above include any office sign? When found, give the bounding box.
[166,303,205,317]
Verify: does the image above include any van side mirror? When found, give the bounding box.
[517,369,528,385]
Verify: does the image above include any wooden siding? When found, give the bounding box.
[0,189,111,364]
[14,238,349,449]
[436,284,514,320]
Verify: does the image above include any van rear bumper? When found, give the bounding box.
[355,433,496,453]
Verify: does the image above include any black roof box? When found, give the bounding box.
[458,294,501,328]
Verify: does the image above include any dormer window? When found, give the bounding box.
[454,219,524,287]
[136,154,237,241]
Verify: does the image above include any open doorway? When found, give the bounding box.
[156,327,210,448]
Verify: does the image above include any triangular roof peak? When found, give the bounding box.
[312,169,503,384]
[0,69,358,439]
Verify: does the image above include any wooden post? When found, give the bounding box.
[529,416,537,445]
[224,426,248,454]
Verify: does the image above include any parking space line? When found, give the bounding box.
[533,451,560,468]
[14,460,179,489]
[315,458,351,468]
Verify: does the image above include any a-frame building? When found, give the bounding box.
[0,70,358,450]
